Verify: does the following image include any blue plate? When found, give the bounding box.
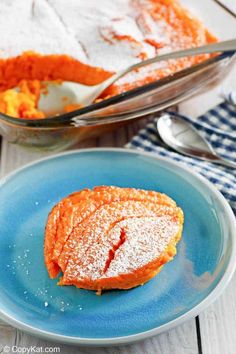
[0,148,235,345]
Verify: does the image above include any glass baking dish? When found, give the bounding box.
[0,0,235,151]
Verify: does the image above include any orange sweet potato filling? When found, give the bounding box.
[44,186,184,293]
[0,0,217,119]
[0,79,44,119]
[0,54,111,119]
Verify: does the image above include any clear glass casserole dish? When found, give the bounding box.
[0,0,235,151]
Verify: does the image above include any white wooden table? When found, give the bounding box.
[0,65,236,354]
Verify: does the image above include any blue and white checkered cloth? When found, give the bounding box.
[127,98,236,214]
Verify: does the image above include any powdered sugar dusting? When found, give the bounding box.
[48,0,173,73]
[0,0,172,72]
[63,201,180,282]
[104,216,179,277]
[0,0,86,60]
[1,0,212,88]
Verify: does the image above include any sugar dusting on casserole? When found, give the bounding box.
[44,186,184,294]
[0,0,216,119]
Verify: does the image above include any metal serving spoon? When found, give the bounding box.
[157,113,236,169]
[30,39,236,116]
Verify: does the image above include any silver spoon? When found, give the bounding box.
[18,38,236,117]
[157,113,236,168]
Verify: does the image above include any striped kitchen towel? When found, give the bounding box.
[126,98,236,213]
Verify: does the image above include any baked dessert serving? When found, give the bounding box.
[0,0,216,118]
[44,186,184,293]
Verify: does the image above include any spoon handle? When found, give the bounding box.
[213,157,236,169]
[104,39,236,89]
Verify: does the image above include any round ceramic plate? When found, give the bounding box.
[0,148,235,345]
